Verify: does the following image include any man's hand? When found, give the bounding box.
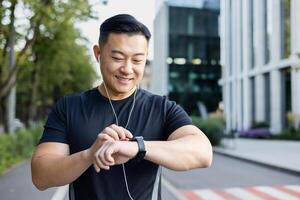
[95,140,138,169]
[100,124,133,141]
[85,124,137,172]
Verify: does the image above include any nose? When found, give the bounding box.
[121,60,134,74]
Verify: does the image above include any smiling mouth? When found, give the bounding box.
[115,75,134,81]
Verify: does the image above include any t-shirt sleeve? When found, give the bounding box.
[39,97,68,144]
[163,100,192,140]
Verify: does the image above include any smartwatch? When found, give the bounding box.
[131,136,146,162]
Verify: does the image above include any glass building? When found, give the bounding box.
[220,0,300,133]
[152,0,221,115]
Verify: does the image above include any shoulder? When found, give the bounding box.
[53,88,97,110]
[138,89,180,114]
[65,88,95,100]
[62,88,97,103]
[138,89,172,104]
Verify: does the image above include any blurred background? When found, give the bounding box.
[0,0,300,200]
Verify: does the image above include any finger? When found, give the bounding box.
[110,124,126,140]
[99,142,114,166]
[93,150,103,172]
[103,127,119,140]
[97,157,110,170]
[122,128,133,139]
[94,163,100,173]
[97,133,112,143]
[104,146,115,164]
[97,146,111,170]
[93,149,110,170]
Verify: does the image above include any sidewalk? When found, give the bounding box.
[214,138,300,175]
[0,160,57,200]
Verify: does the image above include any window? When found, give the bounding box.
[280,0,291,59]
[264,73,271,124]
[250,0,255,68]
[207,15,219,37]
[265,0,272,64]
[250,77,256,125]
[187,13,194,35]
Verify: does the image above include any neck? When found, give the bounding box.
[98,83,137,100]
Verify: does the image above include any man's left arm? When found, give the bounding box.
[144,125,213,171]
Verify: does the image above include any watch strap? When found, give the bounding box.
[131,136,146,162]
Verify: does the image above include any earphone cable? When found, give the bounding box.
[102,83,137,200]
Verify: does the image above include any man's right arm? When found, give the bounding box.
[31,142,92,191]
[31,124,133,191]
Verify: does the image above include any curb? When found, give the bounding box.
[213,149,300,177]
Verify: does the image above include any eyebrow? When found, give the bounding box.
[111,49,145,57]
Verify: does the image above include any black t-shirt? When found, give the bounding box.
[40,88,192,200]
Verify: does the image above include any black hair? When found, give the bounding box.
[98,14,151,45]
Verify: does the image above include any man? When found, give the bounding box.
[31,14,212,200]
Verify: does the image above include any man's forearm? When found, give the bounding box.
[144,134,212,171]
[31,149,91,190]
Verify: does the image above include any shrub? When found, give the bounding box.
[271,127,300,140]
[0,126,42,175]
[191,116,224,146]
[0,135,20,174]
[208,112,226,125]
[239,128,271,138]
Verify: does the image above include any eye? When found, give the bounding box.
[133,60,143,63]
[112,57,124,61]
[132,57,144,64]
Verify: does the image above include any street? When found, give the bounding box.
[1,153,300,200]
[163,153,300,199]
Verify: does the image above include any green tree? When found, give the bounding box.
[1,0,97,131]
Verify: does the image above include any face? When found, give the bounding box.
[93,33,148,99]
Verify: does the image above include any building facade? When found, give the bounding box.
[220,0,300,133]
[152,0,221,115]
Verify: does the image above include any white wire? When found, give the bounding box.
[122,164,134,200]
[102,83,137,200]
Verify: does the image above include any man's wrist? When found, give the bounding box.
[128,140,139,158]
[130,136,146,162]
[82,149,92,164]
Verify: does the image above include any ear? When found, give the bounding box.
[93,45,101,62]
